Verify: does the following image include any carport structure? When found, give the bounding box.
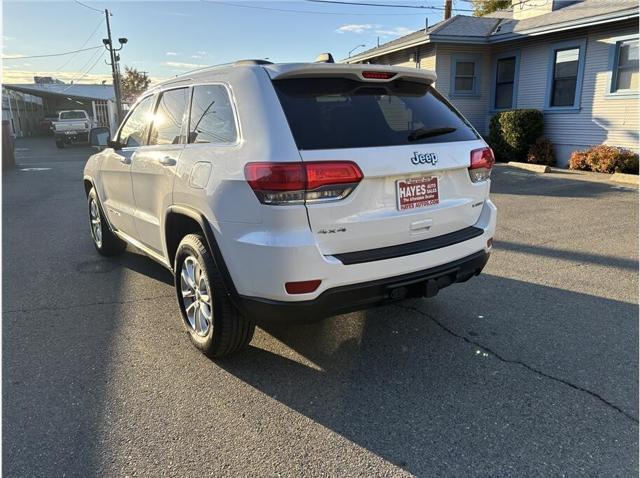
[3,83,118,136]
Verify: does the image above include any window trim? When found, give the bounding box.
[490,51,520,112]
[450,54,482,98]
[544,38,586,113]
[185,82,242,148]
[606,33,639,98]
[146,85,190,146]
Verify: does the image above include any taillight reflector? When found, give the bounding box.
[362,71,397,80]
[285,280,321,294]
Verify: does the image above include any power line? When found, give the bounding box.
[55,18,105,71]
[73,0,103,14]
[2,45,103,60]
[59,50,107,93]
[204,0,423,16]
[305,0,471,10]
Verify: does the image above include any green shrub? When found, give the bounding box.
[488,109,544,162]
[526,137,556,166]
[568,145,638,175]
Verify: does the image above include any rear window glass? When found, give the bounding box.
[60,111,86,120]
[273,78,478,150]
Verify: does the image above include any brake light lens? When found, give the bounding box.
[469,147,495,183]
[244,161,363,205]
[362,71,397,80]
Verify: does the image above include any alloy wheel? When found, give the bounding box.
[180,256,212,337]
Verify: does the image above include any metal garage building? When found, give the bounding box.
[2,82,118,137]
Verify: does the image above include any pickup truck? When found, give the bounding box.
[53,110,94,148]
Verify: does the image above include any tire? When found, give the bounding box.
[55,139,64,149]
[87,188,126,256]
[175,234,255,358]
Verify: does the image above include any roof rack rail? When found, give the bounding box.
[234,59,274,66]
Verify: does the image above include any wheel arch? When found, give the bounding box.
[164,206,240,302]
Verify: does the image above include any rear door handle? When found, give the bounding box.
[159,156,177,166]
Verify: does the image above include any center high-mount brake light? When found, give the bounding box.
[468,147,495,183]
[244,161,363,205]
[362,71,397,80]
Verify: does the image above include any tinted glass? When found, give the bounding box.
[456,61,475,77]
[552,78,577,107]
[60,111,86,120]
[274,78,479,150]
[119,95,154,147]
[189,85,237,144]
[496,57,515,83]
[148,88,188,145]
[455,77,474,92]
[495,83,514,109]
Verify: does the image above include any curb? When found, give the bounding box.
[507,162,550,173]
[611,172,639,185]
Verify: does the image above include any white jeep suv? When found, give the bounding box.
[84,60,497,358]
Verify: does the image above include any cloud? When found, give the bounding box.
[2,54,24,59]
[1,68,166,85]
[166,51,179,56]
[374,27,414,37]
[1,68,112,84]
[163,61,206,70]
[335,24,379,34]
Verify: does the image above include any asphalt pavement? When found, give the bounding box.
[3,137,638,477]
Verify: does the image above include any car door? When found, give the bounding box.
[98,95,155,237]
[131,87,189,254]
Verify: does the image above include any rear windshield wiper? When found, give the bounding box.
[408,126,457,142]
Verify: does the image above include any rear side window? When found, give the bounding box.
[188,85,237,144]
[273,78,479,150]
[148,88,189,145]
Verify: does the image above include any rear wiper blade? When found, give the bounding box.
[408,126,456,141]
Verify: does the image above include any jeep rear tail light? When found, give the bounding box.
[469,147,495,183]
[244,161,363,205]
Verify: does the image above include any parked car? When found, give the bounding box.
[83,60,497,358]
[53,110,93,148]
[39,114,58,135]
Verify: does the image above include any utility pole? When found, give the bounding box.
[444,0,452,19]
[103,9,127,126]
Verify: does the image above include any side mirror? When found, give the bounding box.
[89,127,111,150]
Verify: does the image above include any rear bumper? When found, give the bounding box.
[56,131,89,143]
[236,250,489,324]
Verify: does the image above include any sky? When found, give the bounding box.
[1,0,468,85]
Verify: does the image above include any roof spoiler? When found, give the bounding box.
[267,63,437,85]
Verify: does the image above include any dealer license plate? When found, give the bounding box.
[396,177,439,211]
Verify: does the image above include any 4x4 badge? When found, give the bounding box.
[411,152,438,165]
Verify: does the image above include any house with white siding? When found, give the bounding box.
[344,0,639,166]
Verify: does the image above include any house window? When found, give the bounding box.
[451,56,480,96]
[495,56,516,109]
[613,38,638,92]
[550,48,581,107]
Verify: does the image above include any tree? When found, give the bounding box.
[471,0,511,16]
[121,66,151,103]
